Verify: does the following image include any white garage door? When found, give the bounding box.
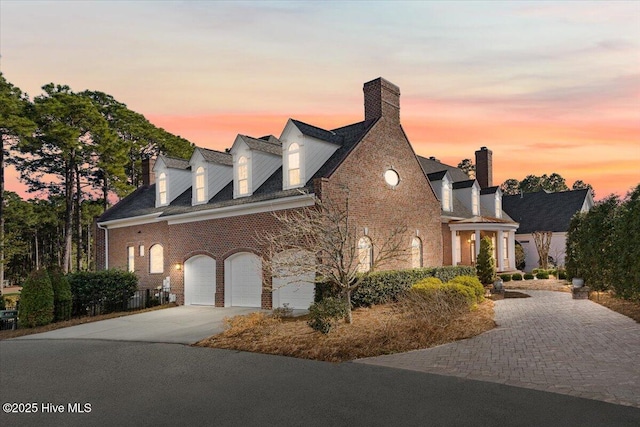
[225,252,262,307]
[184,255,216,306]
[272,250,315,309]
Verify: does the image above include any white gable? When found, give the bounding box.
[229,135,282,198]
[189,148,233,205]
[153,156,191,208]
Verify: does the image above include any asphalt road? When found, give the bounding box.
[2,340,639,427]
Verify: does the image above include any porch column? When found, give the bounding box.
[497,230,505,272]
[451,230,458,266]
[508,231,516,270]
[475,229,481,257]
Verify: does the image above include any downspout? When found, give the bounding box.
[97,223,108,269]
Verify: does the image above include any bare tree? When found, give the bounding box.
[532,231,553,270]
[260,190,408,324]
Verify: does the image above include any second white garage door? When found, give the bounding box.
[225,252,262,307]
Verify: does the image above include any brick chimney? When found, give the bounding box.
[475,147,493,189]
[363,77,400,122]
[142,157,156,187]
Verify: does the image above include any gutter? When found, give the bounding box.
[97,223,108,269]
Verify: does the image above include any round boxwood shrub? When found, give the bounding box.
[412,277,444,291]
[19,269,54,328]
[524,273,535,280]
[48,266,72,321]
[536,271,550,279]
[499,274,512,282]
[448,275,485,302]
[307,297,348,334]
[511,273,523,281]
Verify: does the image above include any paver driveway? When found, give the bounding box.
[357,290,640,408]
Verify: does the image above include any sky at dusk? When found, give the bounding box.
[2,1,639,200]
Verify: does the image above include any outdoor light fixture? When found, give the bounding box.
[175,263,182,271]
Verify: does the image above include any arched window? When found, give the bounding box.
[442,178,452,212]
[237,156,249,196]
[195,166,206,203]
[472,186,479,215]
[158,172,167,205]
[357,236,373,273]
[149,244,164,274]
[288,142,301,187]
[411,237,423,268]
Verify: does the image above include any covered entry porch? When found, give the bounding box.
[448,217,519,272]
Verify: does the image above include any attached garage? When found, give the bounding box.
[224,252,262,307]
[184,255,216,306]
[271,250,315,309]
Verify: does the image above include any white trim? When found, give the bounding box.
[97,212,163,229]
[167,194,316,225]
[97,223,108,269]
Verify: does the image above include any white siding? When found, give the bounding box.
[517,232,568,272]
[168,169,191,203]
[252,151,281,192]
[208,164,233,199]
[304,137,339,182]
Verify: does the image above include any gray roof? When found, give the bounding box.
[480,186,500,195]
[98,118,376,223]
[162,156,190,170]
[291,119,343,144]
[427,170,447,181]
[417,156,470,183]
[502,189,589,234]
[452,180,476,190]
[239,135,282,156]
[198,147,232,166]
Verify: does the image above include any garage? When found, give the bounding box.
[272,250,315,309]
[184,255,216,306]
[224,252,262,307]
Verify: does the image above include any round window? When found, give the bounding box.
[384,169,400,187]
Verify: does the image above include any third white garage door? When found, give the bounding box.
[225,252,262,307]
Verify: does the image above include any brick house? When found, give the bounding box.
[96,78,444,309]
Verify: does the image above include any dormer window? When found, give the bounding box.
[288,142,301,187]
[237,156,249,196]
[158,172,167,205]
[472,186,479,215]
[195,166,206,203]
[495,192,502,218]
[442,177,452,212]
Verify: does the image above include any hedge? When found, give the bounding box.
[19,269,54,328]
[315,266,476,307]
[68,269,138,315]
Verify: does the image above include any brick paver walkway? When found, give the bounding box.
[357,290,640,408]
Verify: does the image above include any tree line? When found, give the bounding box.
[565,185,640,300]
[1,73,194,284]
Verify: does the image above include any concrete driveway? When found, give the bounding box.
[13,306,262,344]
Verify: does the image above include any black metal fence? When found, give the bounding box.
[0,289,172,331]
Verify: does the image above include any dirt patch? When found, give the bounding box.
[0,304,177,340]
[590,292,640,323]
[196,298,495,363]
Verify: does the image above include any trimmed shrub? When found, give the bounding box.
[524,273,534,280]
[536,272,550,280]
[412,277,444,290]
[476,237,496,285]
[318,266,477,308]
[558,271,567,280]
[499,274,512,282]
[68,269,138,315]
[411,282,475,306]
[448,275,485,302]
[48,266,72,321]
[511,273,523,281]
[19,269,54,328]
[307,297,348,334]
[531,268,540,275]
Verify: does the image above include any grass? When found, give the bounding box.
[196,292,495,363]
[0,303,177,340]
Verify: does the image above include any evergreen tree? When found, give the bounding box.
[476,237,496,285]
[19,268,54,327]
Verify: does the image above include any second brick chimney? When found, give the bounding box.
[475,147,493,189]
[142,157,156,187]
[363,77,400,123]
